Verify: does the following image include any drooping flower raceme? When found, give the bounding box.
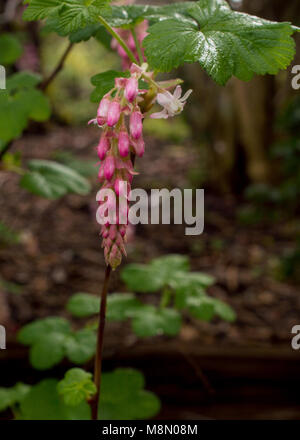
[90,62,192,269]
[90,65,147,270]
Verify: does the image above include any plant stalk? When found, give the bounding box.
[97,15,139,65]
[90,264,112,420]
[131,28,144,65]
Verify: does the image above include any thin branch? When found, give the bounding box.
[40,42,74,91]
[90,264,112,420]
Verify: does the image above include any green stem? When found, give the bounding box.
[131,28,144,65]
[98,15,139,65]
[160,286,172,309]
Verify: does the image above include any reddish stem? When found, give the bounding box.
[90,264,112,420]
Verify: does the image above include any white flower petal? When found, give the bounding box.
[150,109,169,119]
[180,89,193,102]
[156,91,173,106]
[173,85,182,99]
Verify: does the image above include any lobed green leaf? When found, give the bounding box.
[131,305,182,338]
[57,368,96,406]
[24,0,111,33]
[143,0,297,85]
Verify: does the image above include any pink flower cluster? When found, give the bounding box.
[111,21,148,70]
[90,65,146,269]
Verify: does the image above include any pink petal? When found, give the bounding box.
[150,109,169,119]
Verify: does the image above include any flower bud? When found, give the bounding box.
[118,130,130,157]
[98,163,105,181]
[97,97,110,125]
[125,77,138,103]
[132,136,145,157]
[107,100,121,127]
[97,133,110,160]
[114,178,127,197]
[109,244,122,270]
[119,225,127,237]
[109,225,117,241]
[130,111,143,140]
[104,156,115,180]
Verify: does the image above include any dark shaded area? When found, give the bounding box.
[0,0,300,421]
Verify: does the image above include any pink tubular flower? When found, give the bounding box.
[132,136,145,157]
[125,77,138,103]
[107,100,121,127]
[97,133,110,160]
[130,111,143,140]
[118,130,130,157]
[103,156,115,180]
[97,97,110,125]
[114,179,129,197]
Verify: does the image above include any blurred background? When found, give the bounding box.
[0,0,300,420]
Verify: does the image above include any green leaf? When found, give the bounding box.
[57,368,96,406]
[99,368,160,420]
[20,170,68,199]
[69,23,102,42]
[18,317,71,345]
[121,255,190,293]
[90,70,129,103]
[151,254,190,277]
[19,379,90,420]
[186,295,216,321]
[131,305,182,338]
[20,159,91,199]
[67,293,100,318]
[94,25,113,49]
[29,332,66,370]
[171,270,215,292]
[0,383,31,412]
[67,292,142,321]
[211,298,236,322]
[0,33,22,65]
[0,90,29,143]
[121,263,165,293]
[143,0,297,85]
[0,72,50,144]
[107,293,142,321]
[24,0,111,33]
[64,328,97,364]
[53,151,97,177]
[6,72,42,91]
[18,316,96,369]
[27,89,51,121]
[103,3,196,28]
